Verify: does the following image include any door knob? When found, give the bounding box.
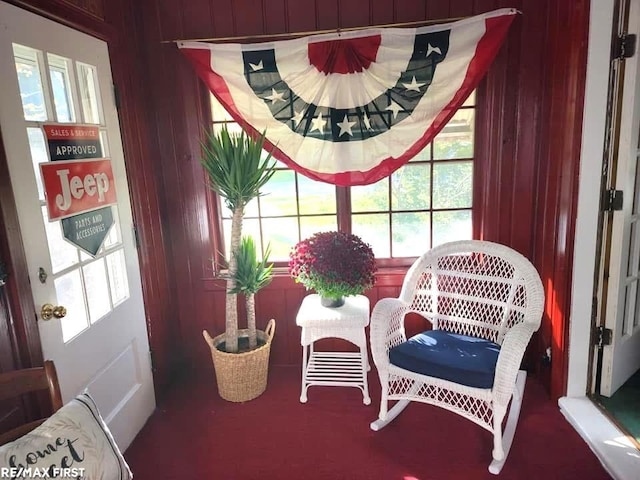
[41,303,67,320]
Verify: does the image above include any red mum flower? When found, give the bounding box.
[289,231,376,299]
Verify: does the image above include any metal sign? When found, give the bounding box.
[43,124,102,160]
[41,123,117,257]
[60,207,114,256]
[40,158,117,221]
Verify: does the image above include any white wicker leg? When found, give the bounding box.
[371,398,411,431]
[372,372,389,428]
[300,343,309,403]
[358,340,371,405]
[489,370,527,475]
[491,406,506,463]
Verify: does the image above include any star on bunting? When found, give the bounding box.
[265,88,285,103]
[337,115,356,137]
[386,101,403,119]
[292,110,305,126]
[363,114,373,131]
[402,76,426,92]
[310,113,327,135]
[426,44,442,57]
[249,60,264,71]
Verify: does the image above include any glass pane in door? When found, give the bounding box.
[106,249,129,306]
[47,53,76,123]
[55,269,89,341]
[27,127,48,199]
[83,258,111,323]
[41,206,79,273]
[76,62,102,124]
[13,43,47,121]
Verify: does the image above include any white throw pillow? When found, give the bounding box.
[0,393,132,479]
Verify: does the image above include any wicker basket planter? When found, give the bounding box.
[202,319,275,402]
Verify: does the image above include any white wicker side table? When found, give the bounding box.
[296,294,371,405]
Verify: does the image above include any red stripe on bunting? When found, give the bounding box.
[307,35,382,74]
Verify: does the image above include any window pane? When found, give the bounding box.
[242,219,263,256]
[220,203,232,220]
[83,258,111,323]
[48,54,75,123]
[221,198,260,219]
[106,249,129,306]
[434,109,474,160]
[56,269,89,342]
[624,283,635,335]
[261,217,298,261]
[626,221,638,277]
[244,197,260,217]
[351,178,389,212]
[222,219,231,261]
[42,206,79,273]
[352,214,390,257]
[392,212,431,257]
[13,44,47,121]
[635,284,640,329]
[77,62,102,124]
[391,164,431,211]
[102,207,121,249]
[462,91,476,107]
[300,215,338,240]
[298,175,336,215]
[99,130,109,157]
[28,128,48,200]
[432,210,472,247]
[210,94,233,122]
[259,170,297,216]
[213,122,242,135]
[410,143,431,162]
[222,218,262,261]
[433,161,473,209]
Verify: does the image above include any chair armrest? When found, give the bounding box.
[370,298,411,370]
[492,322,538,406]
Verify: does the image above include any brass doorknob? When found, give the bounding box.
[41,303,67,321]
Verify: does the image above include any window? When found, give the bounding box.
[210,93,475,266]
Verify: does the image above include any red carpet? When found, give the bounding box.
[125,366,611,479]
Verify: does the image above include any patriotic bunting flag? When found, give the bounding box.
[179,8,516,186]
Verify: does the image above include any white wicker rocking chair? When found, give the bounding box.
[369,240,544,475]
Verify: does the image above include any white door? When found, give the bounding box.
[0,2,155,449]
[600,0,640,397]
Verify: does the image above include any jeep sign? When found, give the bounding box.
[40,159,117,221]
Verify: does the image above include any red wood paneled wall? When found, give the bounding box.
[131,0,589,399]
[0,0,590,399]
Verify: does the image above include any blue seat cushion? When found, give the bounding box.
[388,330,501,389]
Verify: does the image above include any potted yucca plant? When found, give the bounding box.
[200,125,277,402]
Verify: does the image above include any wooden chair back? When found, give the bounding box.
[0,360,62,445]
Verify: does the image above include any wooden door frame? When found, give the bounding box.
[591,0,634,396]
[0,128,43,372]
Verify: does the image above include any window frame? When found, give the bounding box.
[204,93,476,273]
